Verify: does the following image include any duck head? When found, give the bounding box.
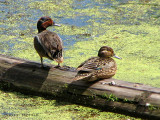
[98,46,121,59]
[37,16,60,33]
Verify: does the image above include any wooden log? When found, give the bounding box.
[0,54,160,118]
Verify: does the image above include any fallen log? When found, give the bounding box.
[0,54,160,118]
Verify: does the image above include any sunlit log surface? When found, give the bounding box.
[0,54,160,118]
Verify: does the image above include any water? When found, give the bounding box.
[0,0,160,119]
[0,0,160,83]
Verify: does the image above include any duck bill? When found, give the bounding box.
[55,57,64,63]
[113,55,122,59]
[53,23,61,27]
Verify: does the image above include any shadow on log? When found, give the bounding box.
[2,62,50,89]
[0,54,160,119]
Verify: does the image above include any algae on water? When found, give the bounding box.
[1,0,160,87]
[1,0,160,119]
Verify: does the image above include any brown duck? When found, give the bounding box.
[74,46,121,82]
[34,16,63,67]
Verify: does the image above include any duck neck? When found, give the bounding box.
[37,21,46,33]
[38,28,46,33]
[99,56,110,60]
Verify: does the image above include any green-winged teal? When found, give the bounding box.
[74,46,121,82]
[34,16,63,67]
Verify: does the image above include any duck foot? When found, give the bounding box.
[54,65,61,68]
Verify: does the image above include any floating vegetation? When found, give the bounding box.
[0,0,160,119]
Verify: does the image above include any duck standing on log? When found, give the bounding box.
[34,16,63,68]
[74,46,121,82]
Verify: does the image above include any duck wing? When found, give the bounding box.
[77,57,101,72]
[35,30,63,59]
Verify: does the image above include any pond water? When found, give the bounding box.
[0,0,160,119]
[1,0,160,87]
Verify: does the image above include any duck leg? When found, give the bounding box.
[40,57,50,69]
[54,63,61,68]
[40,57,44,68]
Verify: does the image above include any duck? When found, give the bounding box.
[74,46,121,82]
[34,16,63,67]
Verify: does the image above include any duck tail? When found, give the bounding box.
[55,56,63,63]
[54,50,63,63]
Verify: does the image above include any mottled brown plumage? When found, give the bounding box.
[34,16,63,67]
[74,46,121,82]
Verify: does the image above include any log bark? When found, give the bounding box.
[0,54,160,118]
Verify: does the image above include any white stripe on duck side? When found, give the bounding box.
[35,35,53,59]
